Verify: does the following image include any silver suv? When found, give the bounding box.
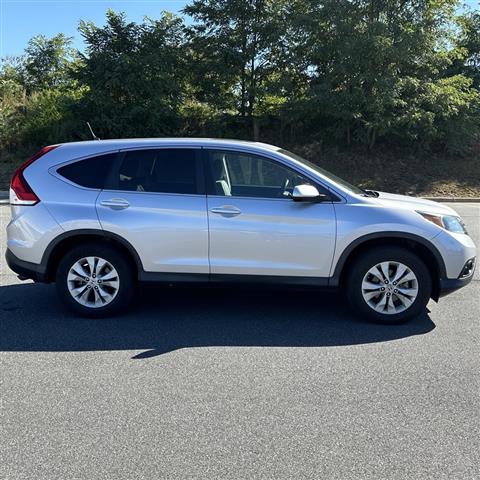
[6,139,476,322]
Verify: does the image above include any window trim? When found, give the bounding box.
[203,148,338,202]
[103,147,205,196]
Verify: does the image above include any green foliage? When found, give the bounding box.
[184,0,288,116]
[0,1,479,161]
[23,34,76,92]
[390,75,480,152]
[18,88,86,146]
[294,0,464,148]
[77,10,186,138]
[0,59,26,149]
[450,10,480,88]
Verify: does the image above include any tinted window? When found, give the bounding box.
[57,153,117,189]
[115,149,198,194]
[207,150,313,199]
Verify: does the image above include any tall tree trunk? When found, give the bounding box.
[241,72,246,117]
[248,55,256,119]
[240,14,247,117]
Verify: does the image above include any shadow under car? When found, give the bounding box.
[0,283,435,359]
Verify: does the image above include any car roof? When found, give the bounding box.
[55,138,281,153]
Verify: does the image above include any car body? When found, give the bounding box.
[6,138,476,322]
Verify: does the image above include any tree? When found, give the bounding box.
[450,10,480,88]
[77,10,187,138]
[22,34,75,92]
[0,57,26,150]
[184,0,292,138]
[298,0,464,148]
[1,2,479,157]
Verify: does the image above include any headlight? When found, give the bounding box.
[417,211,468,234]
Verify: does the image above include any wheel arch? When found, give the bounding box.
[331,232,446,301]
[42,229,143,282]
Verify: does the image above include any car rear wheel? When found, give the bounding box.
[346,247,432,324]
[56,243,134,317]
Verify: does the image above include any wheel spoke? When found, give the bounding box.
[95,258,108,277]
[362,279,382,290]
[99,270,118,282]
[370,266,385,282]
[374,292,388,312]
[364,290,383,301]
[379,262,391,282]
[98,286,114,303]
[86,257,95,276]
[386,296,396,313]
[92,288,103,306]
[68,270,86,282]
[394,292,414,309]
[77,286,92,306]
[71,263,89,279]
[70,285,89,297]
[398,271,416,284]
[100,279,119,288]
[392,264,407,283]
[397,286,418,297]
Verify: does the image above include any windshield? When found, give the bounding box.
[278,149,365,195]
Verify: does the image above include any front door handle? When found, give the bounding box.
[100,198,130,210]
[210,206,241,217]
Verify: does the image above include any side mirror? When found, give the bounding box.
[292,184,326,202]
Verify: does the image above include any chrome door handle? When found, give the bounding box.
[210,206,241,216]
[100,199,130,210]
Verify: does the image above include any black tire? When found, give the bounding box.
[56,243,134,317]
[346,247,432,324]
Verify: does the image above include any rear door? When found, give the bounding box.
[205,149,337,279]
[96,147,209,274]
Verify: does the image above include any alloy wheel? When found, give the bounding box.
[361,261,419,315]
[67,256,120,308]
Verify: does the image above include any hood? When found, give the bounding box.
[374,192,458,216]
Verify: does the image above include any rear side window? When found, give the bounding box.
[57,153,117,189]
[114,149,198,194]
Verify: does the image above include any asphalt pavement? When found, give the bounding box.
[0,203,479,480]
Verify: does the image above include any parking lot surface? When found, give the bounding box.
[1,203,479,480]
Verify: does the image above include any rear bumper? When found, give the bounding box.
[5,248,48,282]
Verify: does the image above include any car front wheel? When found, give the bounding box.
[346,247,432,323]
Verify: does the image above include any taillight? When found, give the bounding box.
[10,145,59,206]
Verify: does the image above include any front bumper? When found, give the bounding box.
[5,248,48,282]
[438,257,476,298]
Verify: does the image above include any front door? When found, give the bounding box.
[205,149,336,279]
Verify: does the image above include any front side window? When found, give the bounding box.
[206,150,314,199]
[278,148,365,195]
[114,149,198,194]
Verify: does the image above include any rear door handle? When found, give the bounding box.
[100,198,130,210]
[210,206,241,216]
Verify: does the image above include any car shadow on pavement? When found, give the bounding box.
[0,283,435,359]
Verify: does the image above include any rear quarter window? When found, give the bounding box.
[57,153,117,189]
